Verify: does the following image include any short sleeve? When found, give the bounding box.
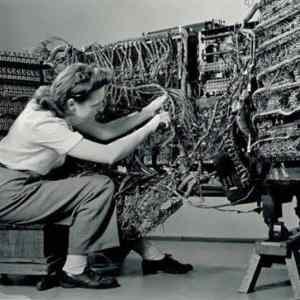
[32,116,83,155]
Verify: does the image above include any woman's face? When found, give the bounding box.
[70,87,107,123]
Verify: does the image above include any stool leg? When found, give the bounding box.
[286,250,300,300]
[238,250,263,293]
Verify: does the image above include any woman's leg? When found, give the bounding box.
[0,169,120,288]
[119,238,193,275]
[0,173,119,252]
[0,169,119,272]
[130,239,164,260]
[113,174,192,274]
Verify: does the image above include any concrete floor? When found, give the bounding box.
[0,240,295,300]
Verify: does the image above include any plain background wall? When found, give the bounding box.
[1,0,297,239]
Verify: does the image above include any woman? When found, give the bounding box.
[0,63,192,289]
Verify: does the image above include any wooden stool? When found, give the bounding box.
[239,232,300,299]
[0,223,68,290]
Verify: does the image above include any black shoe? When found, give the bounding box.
[59,268,120,289]
[142,254,193,275]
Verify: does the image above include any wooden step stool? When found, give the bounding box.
[239,232,300,299]
[0,223,68,290]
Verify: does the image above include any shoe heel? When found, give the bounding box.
[59,281,77,288]
[142,261,158,275]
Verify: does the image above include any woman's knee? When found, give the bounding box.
[103,176,115,195]
[88,175,115,196]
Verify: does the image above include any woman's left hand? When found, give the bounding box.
[143,93,168,117]
[148,111,171,132]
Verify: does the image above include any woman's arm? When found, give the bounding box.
[68,112,169,165]
[74,108,153,142]
[74,94,167,141]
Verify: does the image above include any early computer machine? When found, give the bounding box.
[240,0,300,297]
[196,0,300,297]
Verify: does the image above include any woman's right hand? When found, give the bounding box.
[149,111,171,132]
[143,93,168,117]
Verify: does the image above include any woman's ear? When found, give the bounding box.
[65,98,77,114]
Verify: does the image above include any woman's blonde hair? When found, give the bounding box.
[33,63,113,117]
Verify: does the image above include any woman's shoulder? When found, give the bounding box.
[26,98,51,115]
[21,99,67,128]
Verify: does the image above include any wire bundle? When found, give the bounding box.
[85,34,181,90]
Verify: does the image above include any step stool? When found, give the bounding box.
[239,232,300,299]
[0,223,68,290]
